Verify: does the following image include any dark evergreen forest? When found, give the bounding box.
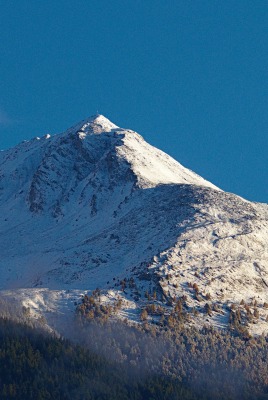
[1,313,268,399]
[1,294,268,399]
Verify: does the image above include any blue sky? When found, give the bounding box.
[0,0,267,202]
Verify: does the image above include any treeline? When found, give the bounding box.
[2,290,268,399]
[76,294,268,400]
[2,317,268,400]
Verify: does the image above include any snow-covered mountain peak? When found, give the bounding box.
[69,114,119,137]
[0,113,220,216]
[0,113,267,336]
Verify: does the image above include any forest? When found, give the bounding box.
[1,294,268,399]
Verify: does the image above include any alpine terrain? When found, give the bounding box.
[0,114,267,335]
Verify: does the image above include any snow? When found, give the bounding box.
[118,129,219,190]
[65,114,118,136]
[0,114,267,336]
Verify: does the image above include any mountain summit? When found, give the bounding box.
[0,115,267,334]
[68,114,119,135]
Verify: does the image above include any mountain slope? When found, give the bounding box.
[0,115,267,335]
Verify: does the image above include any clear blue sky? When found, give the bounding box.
[0,0,267,202]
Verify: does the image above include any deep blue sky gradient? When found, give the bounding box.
[0,1,267,202]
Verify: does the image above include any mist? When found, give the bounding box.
[0,295,267,400]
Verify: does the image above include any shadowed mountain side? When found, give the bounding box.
[0,184,199,289]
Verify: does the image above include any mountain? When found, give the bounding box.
[0,114,267,335]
